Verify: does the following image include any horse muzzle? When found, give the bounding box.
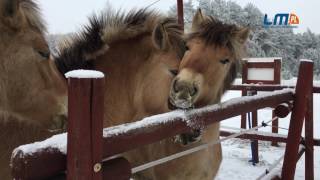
[169,78,199,109]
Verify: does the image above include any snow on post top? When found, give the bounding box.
[243,57,282,62]
[65,69,104,79]
[12,133,67,157]
[300,59,313,63]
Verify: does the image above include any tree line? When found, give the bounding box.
[169,0,320,79]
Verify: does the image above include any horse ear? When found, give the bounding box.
[192,9,205,31]
[236,27,250,44]
[152,22,169,50]
[2,0,19,17]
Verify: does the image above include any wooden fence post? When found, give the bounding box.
[177,0,184,30]
[271,59,281,146]
[281,60,313,179]
[66,70,105,180]
[241,61,248,129]
[305,80,314,180]
[250,91,259,164]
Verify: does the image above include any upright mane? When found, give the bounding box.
[187,17,245,60]
[0,0,46,33]
[20,0,46,33]
[187,15,248,93]
[55,8,185,75]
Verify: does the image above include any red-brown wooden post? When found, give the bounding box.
[177,0,184,30]
[271,111,279,146]
[241,61,248,129]
[272,59,281,146]
[281,60,313,179]
[66,70,104,180]
[273,59,281,84]
[305,81,314,180]
[251,91,259,164]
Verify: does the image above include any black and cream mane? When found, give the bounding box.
[55,8,186,75]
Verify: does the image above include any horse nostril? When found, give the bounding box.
[190,85,198,97]
[173,79,179,93]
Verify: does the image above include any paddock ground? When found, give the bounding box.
[216,84,320,180]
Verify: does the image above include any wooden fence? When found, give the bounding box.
[11,60,314,179]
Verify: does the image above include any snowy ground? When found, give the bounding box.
[215,88,320,180]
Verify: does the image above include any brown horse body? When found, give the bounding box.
[0,0,67,179]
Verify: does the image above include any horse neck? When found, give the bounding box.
[94,37,153,126]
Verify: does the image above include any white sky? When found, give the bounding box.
[38,0,320,34]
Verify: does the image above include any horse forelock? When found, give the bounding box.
[186,16,245,94]
[187,17,245,60]
[20,0,46,33]
[0,0,46,33]
[55,8,185,76]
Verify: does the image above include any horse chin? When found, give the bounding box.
[168,99,202,146]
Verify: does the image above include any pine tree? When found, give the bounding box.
[168,0,320,79]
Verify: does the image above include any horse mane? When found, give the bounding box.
[55,8,185,76]
[20,0,46,33]
[187,16,246,60]
[187,16,245,94]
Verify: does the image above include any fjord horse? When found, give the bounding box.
[0,0,67,179]
[55,8,186,179]
[55,8,185,128]
[160,9,250,179]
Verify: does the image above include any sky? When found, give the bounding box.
[38,0,320,34]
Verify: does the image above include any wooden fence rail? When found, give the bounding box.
[11,90,294,179]
[11,61,314,180]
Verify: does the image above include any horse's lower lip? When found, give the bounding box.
[169,98,193,110]
[174,100,192,109]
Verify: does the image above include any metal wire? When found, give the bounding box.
[266,125,289,131]
[131,116,279,174]
[145,0,161,9]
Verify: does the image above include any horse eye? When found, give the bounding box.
[185,45,190,51]
[220,59,230,64]
[37,50,50,60]
[170,69,178,76]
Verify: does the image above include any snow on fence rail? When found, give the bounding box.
[230,83,320,93]
[10,61,314,180]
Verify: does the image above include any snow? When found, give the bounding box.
[192,89,293,116]
[243,57,282,62]
[103,110,187,137]
[13,133,67,157]
[300,59,314,62]
[216,90,320,180]
[104,89,292,138]
[65,69,104,79]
